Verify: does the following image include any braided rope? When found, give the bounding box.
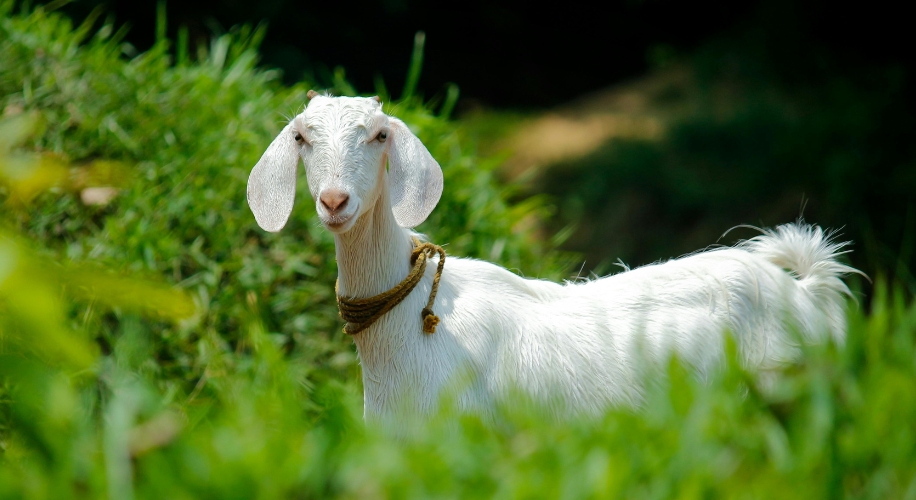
[336,238,446,335]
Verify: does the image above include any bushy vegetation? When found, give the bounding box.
[1,3,915,498]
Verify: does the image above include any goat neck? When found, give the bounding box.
[333,181,414,301]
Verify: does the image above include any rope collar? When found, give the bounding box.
[336,237,446,336]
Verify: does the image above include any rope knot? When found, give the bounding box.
[421,307,440,334]
[336,237,446,336]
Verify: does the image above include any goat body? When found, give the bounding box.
[247,95,856,421]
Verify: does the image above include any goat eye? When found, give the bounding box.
[294,132,304,144]
[375,130,388,143]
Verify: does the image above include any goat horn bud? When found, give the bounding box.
[371,95,381,103]
[307,90,319,100]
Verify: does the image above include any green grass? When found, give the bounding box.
[1,3,915,498]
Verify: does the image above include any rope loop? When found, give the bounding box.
[337,238,445,336]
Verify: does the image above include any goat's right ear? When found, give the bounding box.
[247,123,300,232]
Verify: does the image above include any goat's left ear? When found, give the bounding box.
[387,117,443,228]
[247,123,300,232]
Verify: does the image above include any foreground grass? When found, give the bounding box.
[3,276,915,498]
[1,3,915,498]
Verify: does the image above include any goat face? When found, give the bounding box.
[246,95,443,234]
[298,96,389,233]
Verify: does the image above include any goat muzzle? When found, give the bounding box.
[320,189,350,214]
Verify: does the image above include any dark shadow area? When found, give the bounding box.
[532,3,915,294]
[52,0,762,108]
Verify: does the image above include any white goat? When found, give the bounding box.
[247,94,857,421]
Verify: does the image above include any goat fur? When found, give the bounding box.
[247,95,857,421]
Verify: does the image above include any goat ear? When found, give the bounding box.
[387,117,443,228]
[247,123,300,232]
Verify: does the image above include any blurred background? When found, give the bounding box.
[57,0,915,292]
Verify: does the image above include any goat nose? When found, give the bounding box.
[320,189,349,213]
